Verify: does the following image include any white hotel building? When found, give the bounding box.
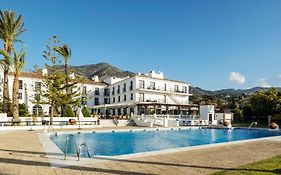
[0,69,193,117]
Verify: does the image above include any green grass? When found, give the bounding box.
[212,154,281,175]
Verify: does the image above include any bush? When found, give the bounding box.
[19,103,29,117]
[271,114,281,126]
[62,105,75,117]
[82,106,91,117]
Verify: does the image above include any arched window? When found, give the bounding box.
[33,105,43,117]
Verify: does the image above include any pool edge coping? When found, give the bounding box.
[38,127,281,168]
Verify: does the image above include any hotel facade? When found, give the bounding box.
[0,68,192,117]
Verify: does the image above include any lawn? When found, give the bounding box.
[212,154,281,175]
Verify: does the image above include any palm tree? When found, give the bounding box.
[11,48,25,124]
[0,10,26,113]
[53,44,71,91]
[0,48,25,125]
[53,44,71,117]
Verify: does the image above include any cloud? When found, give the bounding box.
[255,78,271,88]
[278,74,281,79]
[229,72,246,84]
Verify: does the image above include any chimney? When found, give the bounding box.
[42,68,48,76]
[92,75,99,82]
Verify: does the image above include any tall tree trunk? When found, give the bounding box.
[50,104,54,125]
[2,43,11,114]
[65,59,69,92]
[2,66,10,114]
[12,75,20,125]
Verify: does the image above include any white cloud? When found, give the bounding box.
[229,72,246,84]
[255,78,271,88]
[278,74,281,79]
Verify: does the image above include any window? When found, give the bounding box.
[130,81,133,90]
[117,85,120,93]
[95,87,100,95]
[164,84,167,91]
[113,97,115,103]
[149,82,155,90]
[164,95,167,103]
[130,93,133,100]
[35,82,41,92]
[183,86,187,93]
[32,105,42,117]
[139,80,145,89]
[82,86,87,95]
[18,93,22,99]
[19,80,23,90]
[118,96,120,102]
[139,93,144,102]
[35,94,40,101]
[94,98,99,105]
[112,87,115,95]
[124,95,126,101]
[104,98,110,104]
[104,88,110,96]
[174,85,179,92]
[123,83,126,92]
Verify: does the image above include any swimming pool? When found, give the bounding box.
[50,128,281,157]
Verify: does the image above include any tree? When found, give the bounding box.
[53,44,71,92]
[62,105,75,117]
[53,44,74,116]
[11,48,25,124]
[0,47,25,124]
[82,106,91,117]
[39,36,81,124]
[249,88,281,122]
[0,10,26,114]
[19,103,28,117]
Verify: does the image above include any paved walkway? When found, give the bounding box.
[0,127,281,175]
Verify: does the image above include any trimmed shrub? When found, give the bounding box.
[82,106,91,117]
[62,105,75,117]
[19,103,29,117]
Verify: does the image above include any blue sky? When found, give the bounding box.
[1,0,281,90]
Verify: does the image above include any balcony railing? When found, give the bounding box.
[138,86,188,94]
[138,98,188,105]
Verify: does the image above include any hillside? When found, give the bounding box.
[190,86,281,98]
[59,62,135,80]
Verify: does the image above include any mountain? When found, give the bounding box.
[62,62,135,80]
[190,86,281,98]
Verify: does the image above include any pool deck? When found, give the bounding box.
[1,126,281,175]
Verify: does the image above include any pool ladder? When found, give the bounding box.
[64,134,91,161]
[248,122,257,129]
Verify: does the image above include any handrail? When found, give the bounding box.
[113,118,119,126]
[64,134,74,160]
[248,122,257,129]
[77,143,91,161]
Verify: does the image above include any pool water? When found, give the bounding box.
[50,128,281,157]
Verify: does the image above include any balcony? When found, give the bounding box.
[137,98,188,105]
[138,86,189,95]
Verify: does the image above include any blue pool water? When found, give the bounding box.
[50,128,281,157]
